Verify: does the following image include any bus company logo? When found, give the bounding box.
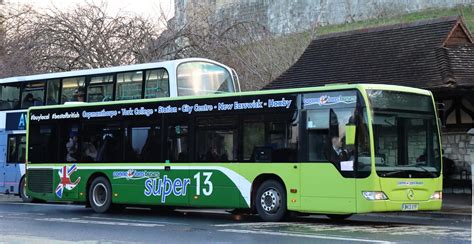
[303,95,357,107]
[407,189,415,200]
[55,164,81,198]
[112,169,160,180]
[397,181,423,186]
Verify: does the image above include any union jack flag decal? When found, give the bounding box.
[55,164,81,198]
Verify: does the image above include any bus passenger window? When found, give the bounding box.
[196,117,237,162]
[116,71,143,101]
[46,79,60,105]
[165,124,188,162]
[29,125,57,163]
[82,123,123,163]
[7,135,26,163]
[0,83,20,110]
[243,113,298,162]
[243,121,265,160]
[87,75,113,102]
[21,82,45,108]
[125,126,161,162]
[61,77,85,103]
[145,69,169,98]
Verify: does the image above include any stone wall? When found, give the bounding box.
[174,0,474,35]
[442,131,473,178]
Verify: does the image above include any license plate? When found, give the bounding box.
[401,203,419,211]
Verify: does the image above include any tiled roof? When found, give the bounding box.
[264,16,474,91]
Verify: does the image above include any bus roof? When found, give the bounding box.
[29,83,432,111]
[0,58,226,84]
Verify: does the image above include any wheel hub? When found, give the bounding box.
[260,188,280,213]
[92,183,108,207]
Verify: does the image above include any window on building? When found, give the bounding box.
[21,82,45,108]
[46,79,60,105]
[7,134,26,163]
[0,83,20,110]
[145,69,169,98]
[116,71,143,100]
[87,75,114,102]
[61,77,85,103]
[196,116,238,162]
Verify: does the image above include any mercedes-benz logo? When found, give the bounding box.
[407,189,415,200]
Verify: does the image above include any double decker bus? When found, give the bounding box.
[0,58,240,201]
[26,84,442,221]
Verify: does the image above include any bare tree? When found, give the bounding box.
[0,1,160,78]
[149,2,322,90]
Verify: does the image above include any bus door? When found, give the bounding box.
[299,91,359,213]
[161,117,190,207]
[0,133,6,190]
[5,134,26,194]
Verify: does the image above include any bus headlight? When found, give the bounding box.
[430,191,442,200]
[362,191,388,200]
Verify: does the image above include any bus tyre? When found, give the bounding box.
[255,180,287,222]
[89,177,112,213]
[326,214,352,221]
[19,177,33,203]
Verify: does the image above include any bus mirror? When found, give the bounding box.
[345,124,356,146]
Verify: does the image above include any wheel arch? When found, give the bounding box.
[251,174,287,210]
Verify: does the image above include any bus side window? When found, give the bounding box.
[29,124,57,163]
[195,116,238,162]
[7,135,25,163]
[124,125,161,162]
[243,113,298,163]
[165,123,189,162]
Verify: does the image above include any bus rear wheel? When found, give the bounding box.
[255,180,287,222]
[89,177,112,213]
[19,177,33,203]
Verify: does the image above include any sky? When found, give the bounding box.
[5,0,175,19]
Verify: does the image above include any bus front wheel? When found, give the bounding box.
[255,180,287,222]
[89,177,112,213]
[19,177,33,203]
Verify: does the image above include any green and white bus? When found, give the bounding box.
[26,84,442,221]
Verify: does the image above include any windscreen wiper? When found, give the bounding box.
[416,166,437,178]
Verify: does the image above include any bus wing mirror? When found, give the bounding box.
[345,124,356,146]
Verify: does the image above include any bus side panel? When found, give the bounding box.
[230,163,301,211]
[299,163,356,214]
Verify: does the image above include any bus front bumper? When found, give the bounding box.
[357,199,442,213]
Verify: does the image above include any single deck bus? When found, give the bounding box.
[26,84,442,221]
[0,58,240,202]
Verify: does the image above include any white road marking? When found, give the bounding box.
[215,222,471,241]
[219,229,394,243]
[36,217,164,227]
[0,202,80,208]
[84,216,187,225]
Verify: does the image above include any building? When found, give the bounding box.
[264,16,473,189]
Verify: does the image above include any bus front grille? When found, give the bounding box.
[27,169,53,193]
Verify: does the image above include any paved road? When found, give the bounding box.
[0,196,471,243]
